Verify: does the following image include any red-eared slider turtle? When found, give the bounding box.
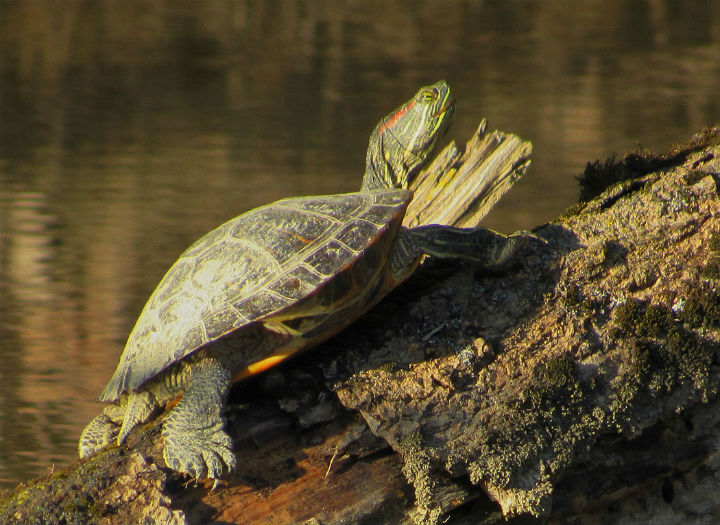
[79,80,527,482]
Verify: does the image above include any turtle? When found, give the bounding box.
[78,80,529,483]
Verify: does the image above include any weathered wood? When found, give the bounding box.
[2,125,720,525]
[336,125,720,521]
[405,119,532,229]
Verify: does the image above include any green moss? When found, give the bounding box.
[376,361,399,374]
[608,376,642,432]
[614,299,645,335]
[398,428,445,525]
[701,260,720,280]
[666,326,712,393]
[560,284,583,313]
[680,285,720,329]
[709,232,720,254]
[49,470,67,481]
[577,127,720,202]
[613,298,713,400]
[399,428,424,452]
[683,169,711,186]
[560,284,598,317]
[519,354,585,421]
[478,353,601,507]
[610,339,673,410]
[577,152,660,202]
[628,340,662,377]
[610,336,682,429]
[642,304,675,337]
[578,154,627,202]
[677,126,720,153]
[465,355,603,513]
[614,299,674,339]
[543,355,578,389]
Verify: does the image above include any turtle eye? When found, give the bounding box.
[418,87,438,103]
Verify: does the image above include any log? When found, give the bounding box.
[1,124,719,525]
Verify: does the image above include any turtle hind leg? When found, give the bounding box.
[78,402,126,457]
[118,390,161,445]
[162,356,237,481]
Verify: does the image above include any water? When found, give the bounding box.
[1,0,719,489]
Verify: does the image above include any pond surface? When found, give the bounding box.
[1,0,719,488]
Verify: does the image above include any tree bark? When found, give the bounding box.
[1,125,719,525]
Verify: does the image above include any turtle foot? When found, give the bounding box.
[161,355,235,481]
[78,404,124,457]
[162,418,237,481]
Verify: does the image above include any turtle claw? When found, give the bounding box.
[202,448,231,479]
[162,421,237,483]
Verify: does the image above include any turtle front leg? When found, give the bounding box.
[392,225,541,277]
[162,356,237,481]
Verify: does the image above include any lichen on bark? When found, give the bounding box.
[335,129,720,521]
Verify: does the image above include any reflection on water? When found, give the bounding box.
[1,0,719,488]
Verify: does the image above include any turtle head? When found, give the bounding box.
[362,80,455,191]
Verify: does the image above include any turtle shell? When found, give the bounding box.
[99,189,412,401]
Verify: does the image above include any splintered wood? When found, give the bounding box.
[405,119,532,229]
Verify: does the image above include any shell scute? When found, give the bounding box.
[202,306,248,342]
[233,289,292,325]
[336,220,382,251]
[232,206,337,259]
[304,239,357,276]
[178,325,206,357]
[269,268,320,301]
[278,193,366,221]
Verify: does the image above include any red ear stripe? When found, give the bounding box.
[378,99,416,135]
